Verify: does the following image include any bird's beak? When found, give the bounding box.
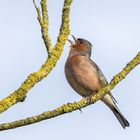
[71,35,77,42]
[67,35,77,46]
[68,39,74,45]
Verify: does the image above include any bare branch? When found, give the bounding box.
[33,0,42,24]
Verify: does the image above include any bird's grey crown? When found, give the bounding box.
[77,38,92,47]
[77,38,92,57]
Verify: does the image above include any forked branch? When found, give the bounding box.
[0,0,73,115]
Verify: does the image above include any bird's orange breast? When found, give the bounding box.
[65,55,102,97]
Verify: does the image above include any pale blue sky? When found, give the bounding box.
[0,0,140,139]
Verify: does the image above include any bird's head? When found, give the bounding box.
[68,35,92,57]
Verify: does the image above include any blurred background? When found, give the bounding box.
[0,0,140,139]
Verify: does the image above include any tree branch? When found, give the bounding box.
[0,0,73,114]
[0,51,139,131]
[33,0,52,53]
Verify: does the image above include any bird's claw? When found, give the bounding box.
[86,96,92,104]
[74,101,82,114]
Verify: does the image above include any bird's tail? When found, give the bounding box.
[111,105,130,129]
[102,94,130,129]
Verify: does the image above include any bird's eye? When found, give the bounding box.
[77,39,83,44]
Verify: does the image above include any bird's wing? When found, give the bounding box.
[89,59,118,103]
[89,59,108,86]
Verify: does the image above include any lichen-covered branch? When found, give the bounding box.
[0,0,73,114]
[33,0,52,53]
[0,51,139,131]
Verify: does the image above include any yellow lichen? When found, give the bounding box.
[0,0,73,114]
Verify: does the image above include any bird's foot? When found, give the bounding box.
[73,101,82,114]
[86,96,92,104]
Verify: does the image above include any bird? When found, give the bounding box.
[65,35,130,129]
